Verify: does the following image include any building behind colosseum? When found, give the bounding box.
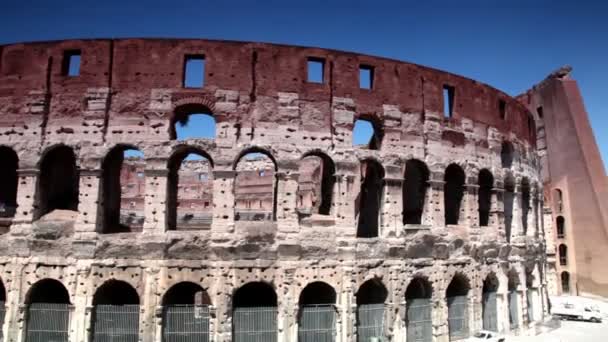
[0,38,560,342]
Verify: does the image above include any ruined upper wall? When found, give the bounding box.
[0,38,535,145]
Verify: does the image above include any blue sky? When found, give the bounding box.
[1,0,607,168]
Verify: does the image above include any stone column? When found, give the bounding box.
[382,176,403,237]
[142,169,168,234]
[464,182,479,229]
[75,169,102,237]
[434,287,449,342]
[211,169,235,234]
[10,168,39,236]
[141,267,160,342]
[276,170,299,233]
[491,186,505,241]
[4,263,24,342]
[335,172,356,237]
[427,172,445,229]
[339,268,354,342]
[511,185,522,239]
[73,266,92,342]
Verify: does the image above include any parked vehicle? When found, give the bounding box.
[466,330,506,342]
[551,302,602,322]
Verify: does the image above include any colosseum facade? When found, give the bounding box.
[0,38,548,342]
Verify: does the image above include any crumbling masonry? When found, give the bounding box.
[0,38,550,342]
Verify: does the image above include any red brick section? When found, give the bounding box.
[520,70,608,296]
[0,38,535,144]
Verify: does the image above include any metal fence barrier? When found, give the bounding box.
[92,304,139,342]
[357,303,384,342]
[163,305,210,342]
[25,303,71,342]
[482,292,498,332]
[298,304,336,342]
[233,306,277,342]
[406,298,432,342]
[509,292,519,329]
[447,296,468,340]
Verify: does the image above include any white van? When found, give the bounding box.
[551,301,602,322]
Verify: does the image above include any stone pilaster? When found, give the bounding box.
[428,174,445,229]
[276,171,299,233]
[142,169,168,233]
[211,169,235,233]
[10,168,38,236]
[75,169,102,236]
[335,173,356,236]
[465,183,479,229]
[383,176,403,237]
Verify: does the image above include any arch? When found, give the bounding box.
[0,146,18,219]
[92,280,140,342]
[233,148,278,222]
[553,188,563,213]
[403,159,430,225]
[166,147,214,230]
[558,244,568,266]
[24,279,71,342]
[478,169,494,227]
[446,273,470,340]
[501,141,514,168]
[444,164,465,225]
[521,178,531,234]
[482,273,499,332]
[162,282,211,342]
[356,159,385,238]
[297,152,336,216]
[556,216,565,238]
[353,116,383,150]
[356,279,387,342]
[560,272,570,294]
[101,145,145,233]
[299,281,337,342]
[36,144,79,219]
[504,174,516,242]
[405,277,433,342]
[169,103,216,140]
[232,282,278,342]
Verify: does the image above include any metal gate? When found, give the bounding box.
[406,298,432,342]
[447,295,468,340]
[357,303,384,342]
[25,303,71,342]
[508,292,519,329]
[233,306,277,342]
[92,304,140,342]
[482,292,497,332]
[298,304,336,342]
[163,305,210,342]
[526,289,536,323]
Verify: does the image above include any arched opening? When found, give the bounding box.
[299,282,337,342]
[521,178,531,235]
[553,188,563,213]
[556,216,565,238]
[482,274,499,332]
[444,164,465,225]
[162,282,211,342]
[353,118,383,150]
[478,169,493,227]
[92,280,140,342]
[504,175,515,242]
[559,244,568,266]
[170,104,215,140]
[508,271,520,329]
[25,279,71,342]
[356,279,387,342]
[234,150,277,222]
[167,148,213,230]
[501,141,514,168]
[232,282,278,342]
[405,278,432,342]
[403,160,429,225]
[561,272,570,294]
[446,274,469,340]
[101,146,145,233]
[0,147,18,221]
[356,160,384,238]
[297,153,336,217]
[37,145,79,219]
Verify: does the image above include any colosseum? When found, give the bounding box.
[0,38,551,342]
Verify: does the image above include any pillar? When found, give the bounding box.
[464,182,479,229]
[276,169,299,233]
[211,169,235,234]
[383,176,403,236]
[428,171,445,229]
[142,169,168,234]
[10,169,38,237]
[75,169,101,237]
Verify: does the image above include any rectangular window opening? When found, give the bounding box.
[184,55,205,88]
[537,106,544,118]
[62,50,81,77]
[499,100,506,120]
[443,85,455,118]
[307,58,325,83]
[359,65,374,89]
